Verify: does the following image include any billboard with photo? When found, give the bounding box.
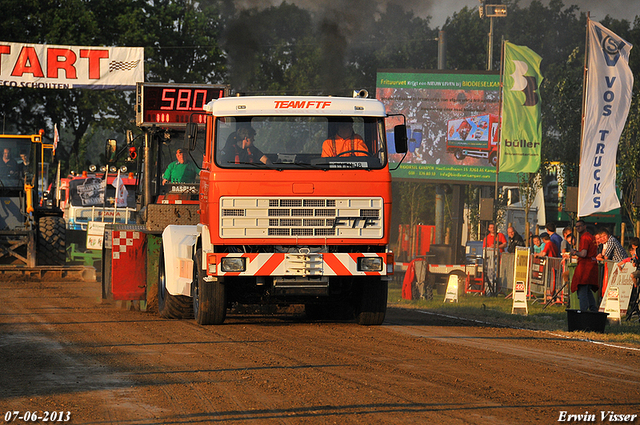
[377,70,518,184]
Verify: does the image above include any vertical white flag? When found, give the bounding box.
[579,20,633,217]
[112,171,128,208]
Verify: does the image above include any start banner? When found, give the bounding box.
[0,41,144,90]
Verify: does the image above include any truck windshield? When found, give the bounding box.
[214,116,387,169]
[0,138,32,188]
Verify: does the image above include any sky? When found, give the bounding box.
[234,0,639,28]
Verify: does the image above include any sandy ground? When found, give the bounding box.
[1,277,639,424]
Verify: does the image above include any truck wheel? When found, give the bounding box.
[355,277,388,325]
[157,247,193,319]
[37,216,66,265]
[454,149,465,160]
[192,248,226,325]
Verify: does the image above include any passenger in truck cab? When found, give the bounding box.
[19,151,30,176]
[162,149,198,184]
[222,126,270,165]
[321,117,369,157]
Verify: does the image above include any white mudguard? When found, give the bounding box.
[162,225,199,297]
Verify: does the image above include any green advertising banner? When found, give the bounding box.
[500,42,543,173]
[377,71,517,184]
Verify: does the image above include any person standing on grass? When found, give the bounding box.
[570,220,599,312]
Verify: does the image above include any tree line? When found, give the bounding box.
[0,0,638,223]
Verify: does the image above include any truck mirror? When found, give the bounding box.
[126,130,134,145]
[185,123,198,151]
[393,125,408,153]
[105,139,117,163]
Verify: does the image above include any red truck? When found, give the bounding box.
[158,94,408,325]
[446,114,500,166]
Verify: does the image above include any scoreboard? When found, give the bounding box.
[136,83,229,127]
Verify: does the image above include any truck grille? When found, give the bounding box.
[220,197,383,239]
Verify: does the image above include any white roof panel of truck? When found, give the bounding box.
[204,96,387,117]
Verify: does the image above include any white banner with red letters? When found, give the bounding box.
[578,20,634,217]
[0,41,143,90]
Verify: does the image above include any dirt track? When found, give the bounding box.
[1,277,639,424]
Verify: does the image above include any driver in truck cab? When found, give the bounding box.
[321,117,369,157]
[162,149,198,184]
[0,147,19,178]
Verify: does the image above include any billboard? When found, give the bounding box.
[0,41,143,90]
[377,70,517,184]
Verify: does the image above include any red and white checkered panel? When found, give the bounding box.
[111,230,146,300]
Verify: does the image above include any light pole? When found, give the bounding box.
[479,2,507,71]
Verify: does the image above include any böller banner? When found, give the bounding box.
[0,42,144,90]
[578,20,633,217]
[500,42,543,174]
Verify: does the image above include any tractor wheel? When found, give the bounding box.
[37,216,66,265]
[157,246,193,319]
[192,249,226,325]
[355,277,388,325]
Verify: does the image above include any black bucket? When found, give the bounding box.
[566,309,608,333]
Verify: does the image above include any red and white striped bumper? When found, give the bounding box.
[207,252,393,277]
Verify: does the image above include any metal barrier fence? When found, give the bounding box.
[499,253,569,301]
[400,252,612,305]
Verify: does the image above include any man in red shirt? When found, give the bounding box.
[483,223,507,252]
[570,220,599,312]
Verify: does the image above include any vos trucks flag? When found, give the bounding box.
[578,20,633,217]
[499,42,543,173]
[0,42,143,90]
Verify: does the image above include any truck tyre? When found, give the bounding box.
[37,216,66,265]
[355,277,388,325]
[192,249,226,325]
[157,247,193,319]
[454,149,465,160]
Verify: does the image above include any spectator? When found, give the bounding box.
[620,238,640,320]
[535,233,559,258]
[617,237,640,286]
[506,226,525,253]
[596,228,628,262]
[570,220,600,312]
[594,231,605,258]
[560,227,573,254]
[532,235,544,254]
[545,222,562,254]
[483,223,507,252]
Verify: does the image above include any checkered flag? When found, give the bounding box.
[109,60,140,72]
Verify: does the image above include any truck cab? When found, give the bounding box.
[159,95,407,325]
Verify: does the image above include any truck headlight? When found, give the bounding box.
[358,257,382,272]
[221,257,246,272]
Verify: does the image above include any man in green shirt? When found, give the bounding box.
[162,149,198,184]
